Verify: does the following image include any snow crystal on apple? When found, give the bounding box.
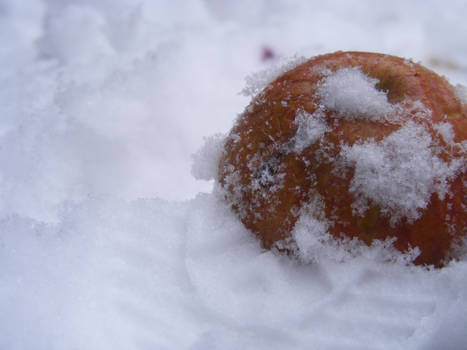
[249,155,286,194]
[341,122,461,225]
[291,194,421,264]
[241,55,307,96]
[455,84,467,105]
[291,195,330,263]
[434,122,456,145]
[291,109,328,153]
[316,67,395,122]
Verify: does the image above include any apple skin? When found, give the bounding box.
[218,51,467,266]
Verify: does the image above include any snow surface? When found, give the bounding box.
[1,1,467,349]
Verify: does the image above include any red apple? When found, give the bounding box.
[219,51,467,266]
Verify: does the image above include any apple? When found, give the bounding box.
[219,51,467,266]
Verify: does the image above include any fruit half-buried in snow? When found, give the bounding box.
[218,51,467,266]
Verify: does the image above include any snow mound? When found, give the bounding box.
[316,67,395,121]
[185,193,467,350]
[2,192,467,349]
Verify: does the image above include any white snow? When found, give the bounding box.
[241,55,307,96]
[292,109,328,153]
[317,67,395,121]
[455,84,467,105]
[341,122,461,224]
[191,134,225,181]
[1,1,467,349]
[433,122,456,145]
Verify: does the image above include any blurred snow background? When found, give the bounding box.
[0,1,467,349]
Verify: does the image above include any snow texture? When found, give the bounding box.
[341,122,460,224]
[317,67,395,121]
[1,1,467,349]
[433,122,455,145]
[292,109,328,153]
[191,134,225,181]
[291,193,421,265]
[241,55,307,96]
[455,84,467,105]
